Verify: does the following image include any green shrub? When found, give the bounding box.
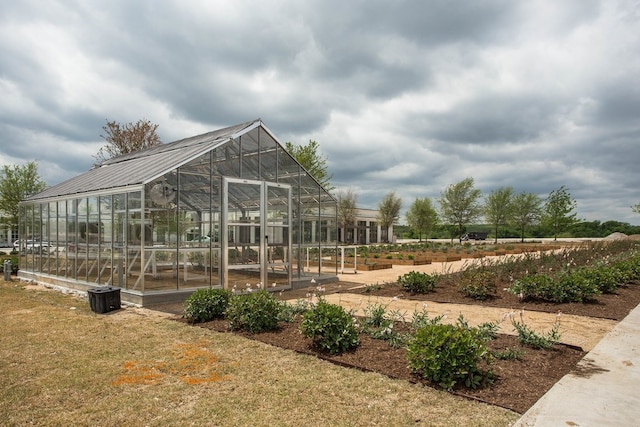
[300,299,359,354]
[183,288,232,323]
[360,303,406,347]
[509,272,601,303]
[0,256,19,274]
[612,255,640,283]
[491,347,525,360]
[512,320,560,349]
[226,290,282,333]
[580,265,620,294]
[555,271,601,302]
[363,283,382,293]
[407,323,492,390]
[458,269,496,300]
[278,299,312,323]
[398,271,438,294]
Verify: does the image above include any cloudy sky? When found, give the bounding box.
[2,0,639,225]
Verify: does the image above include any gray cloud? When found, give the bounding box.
[1,0,639,225]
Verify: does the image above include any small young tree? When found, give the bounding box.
[0,162,47,238]
[94,119,162,164]
[438,178,483,241]
[285,140,333,190]
[484,187,514,243]
[377,192,402,242]
[510,192,543,242]
[336,188,358,243]
[543,186,578,241]
[406,198,438,242]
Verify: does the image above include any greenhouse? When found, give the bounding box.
[18,119,338,306]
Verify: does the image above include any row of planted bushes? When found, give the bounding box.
[395,241,640,303]
[509,254,640,302]
[184,288,561,391]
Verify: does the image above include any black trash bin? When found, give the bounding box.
[87,287,121,314]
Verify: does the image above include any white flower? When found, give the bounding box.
[310,278,316,284]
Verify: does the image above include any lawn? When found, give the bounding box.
[0,279,518,426]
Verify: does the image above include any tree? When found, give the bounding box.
[336,188,358,243]
[94,119,162,164]
[484,187,514,243]
[632,202,640,214]
[377,192,402,242]
[542,186,578,241]
[0,162,47,237]
[510,192,543,242]
[285,140,333,190]
[406,198,438,242]
[437,177,483,241]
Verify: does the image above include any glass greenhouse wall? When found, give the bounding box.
[18,120,337,305]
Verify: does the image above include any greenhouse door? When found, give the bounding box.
[222,178,292,290]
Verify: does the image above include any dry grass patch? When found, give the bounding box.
[0,279,518,426]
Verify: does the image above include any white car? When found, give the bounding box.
[14,240,52,253]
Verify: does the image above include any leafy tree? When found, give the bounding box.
[510,192,543,242]
[94,119,162,164]
[0,162,47,237]
[377,192,402,242]
[406,197,438,242]
[543,186,578,241]
[484,187,514,243]
[336,188,358,243]
[285,140,333,190]
[438,177,483,241]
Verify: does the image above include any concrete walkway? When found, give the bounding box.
[513,302,640,426]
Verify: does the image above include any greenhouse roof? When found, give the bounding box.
[25,119,263,201]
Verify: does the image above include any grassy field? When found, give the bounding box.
[0,279,518,426]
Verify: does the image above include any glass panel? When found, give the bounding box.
[87,197,101,284]
[46,202,57,275]
[126,191,143,290]
[266,184,290,289]
[67,199,79,280]
[76,198,89,282]
[113,193,127,288]
[241,128,260,180]
[98,195,113,285]
[226,180,263,289]
[57,201,68,277]
[214,139,240,178]
[260,129,278,182]
[175,155,215,289]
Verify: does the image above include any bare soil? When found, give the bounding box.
[156,277,640,414]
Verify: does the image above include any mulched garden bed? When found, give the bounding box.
[163,278,640,414]
[195,316,584,414]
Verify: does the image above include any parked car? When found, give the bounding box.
[460,232,488,241]
[13,239,53,253]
